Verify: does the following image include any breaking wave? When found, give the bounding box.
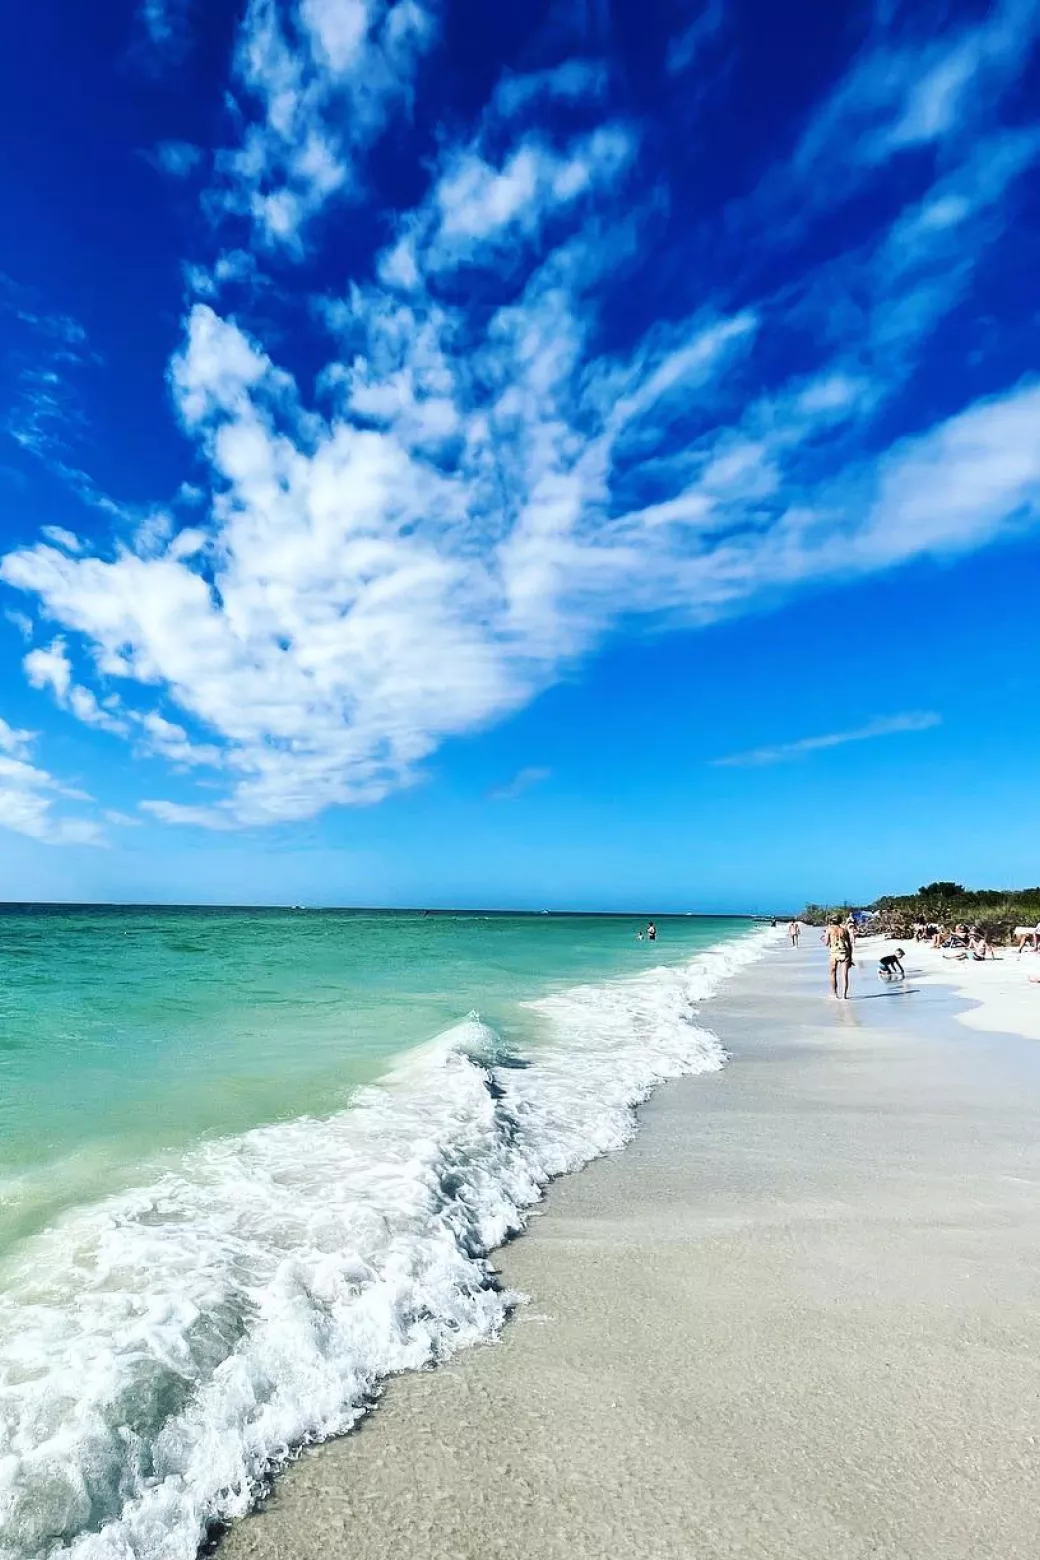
[0,928,772,1560]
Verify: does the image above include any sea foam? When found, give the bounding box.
[0,928,773,1560]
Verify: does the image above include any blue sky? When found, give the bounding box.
[1,0,1038,910]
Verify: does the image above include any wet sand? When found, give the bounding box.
[223,941,1040,1560]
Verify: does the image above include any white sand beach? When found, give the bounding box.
[867,933,1040,1041]
[223,937,1040,1560]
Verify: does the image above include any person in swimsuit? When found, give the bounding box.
[788,920,801,946]
[825,913,853,999]
[647,921,657,942]
[878,949,905,981]
[969,929,997,959]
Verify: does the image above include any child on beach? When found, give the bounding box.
[878,950,905,982]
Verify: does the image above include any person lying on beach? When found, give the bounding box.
[945,941,997,963]
[878,950,905,981]
[825,914,854,999]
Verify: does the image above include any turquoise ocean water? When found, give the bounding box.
[0,906,768,1560]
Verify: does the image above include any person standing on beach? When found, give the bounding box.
[825,913,854,999]
[788,920,801,947]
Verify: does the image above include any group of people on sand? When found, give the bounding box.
[910,920,997,958]
[816,909,1040,1001]
[783,896,1040,1000]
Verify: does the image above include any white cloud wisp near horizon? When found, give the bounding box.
[0,716,103,847]
[2,0,1038,839]
[712,712,943,769]
[489,766,551,802]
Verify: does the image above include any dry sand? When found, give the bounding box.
[895,935,1040,1041]
[223,939,1040,1560]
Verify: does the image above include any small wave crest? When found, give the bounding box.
[0,928,773,1560]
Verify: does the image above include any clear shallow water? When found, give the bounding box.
[0,907,768,1560]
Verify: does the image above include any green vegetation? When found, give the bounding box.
[800,883,1040,943]
[800,902,855,926]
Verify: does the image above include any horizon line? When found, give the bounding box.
[0,900,782,919]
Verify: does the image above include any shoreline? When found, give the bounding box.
[223,938,1040,1560]
[0,919,773,1560]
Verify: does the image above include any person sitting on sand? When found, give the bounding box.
[969,929,997,960]
[943,923,971,949]
[945,933,996,963]
[878,949,906,981]
[825,913,854,999]
[1014,923,1040,953]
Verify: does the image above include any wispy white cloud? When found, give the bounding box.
[140,798,240,830]
[22,635,228,762]
[738,0,1040,261]
[796,0,1038,172]
[712,712,942,768]
[666,0,725,75]
[138,711,224,768]
[424,127,634,269]
[137,0,193,61]
[489,766,551,801]
[212,0,437,252]
[148,139,204,178]
[23,638,128,736]
[39,526,83,553]
[0,281,120,516]
[492,60,608,117]
[2,0,1038,834]
[0,716,104,846]
[5,610,33,642]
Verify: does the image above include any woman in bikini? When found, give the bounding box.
[825,913,854,999]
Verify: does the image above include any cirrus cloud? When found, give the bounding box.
[0,717,104,846]
[711,712,943,769]
[2,0,1039,834]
